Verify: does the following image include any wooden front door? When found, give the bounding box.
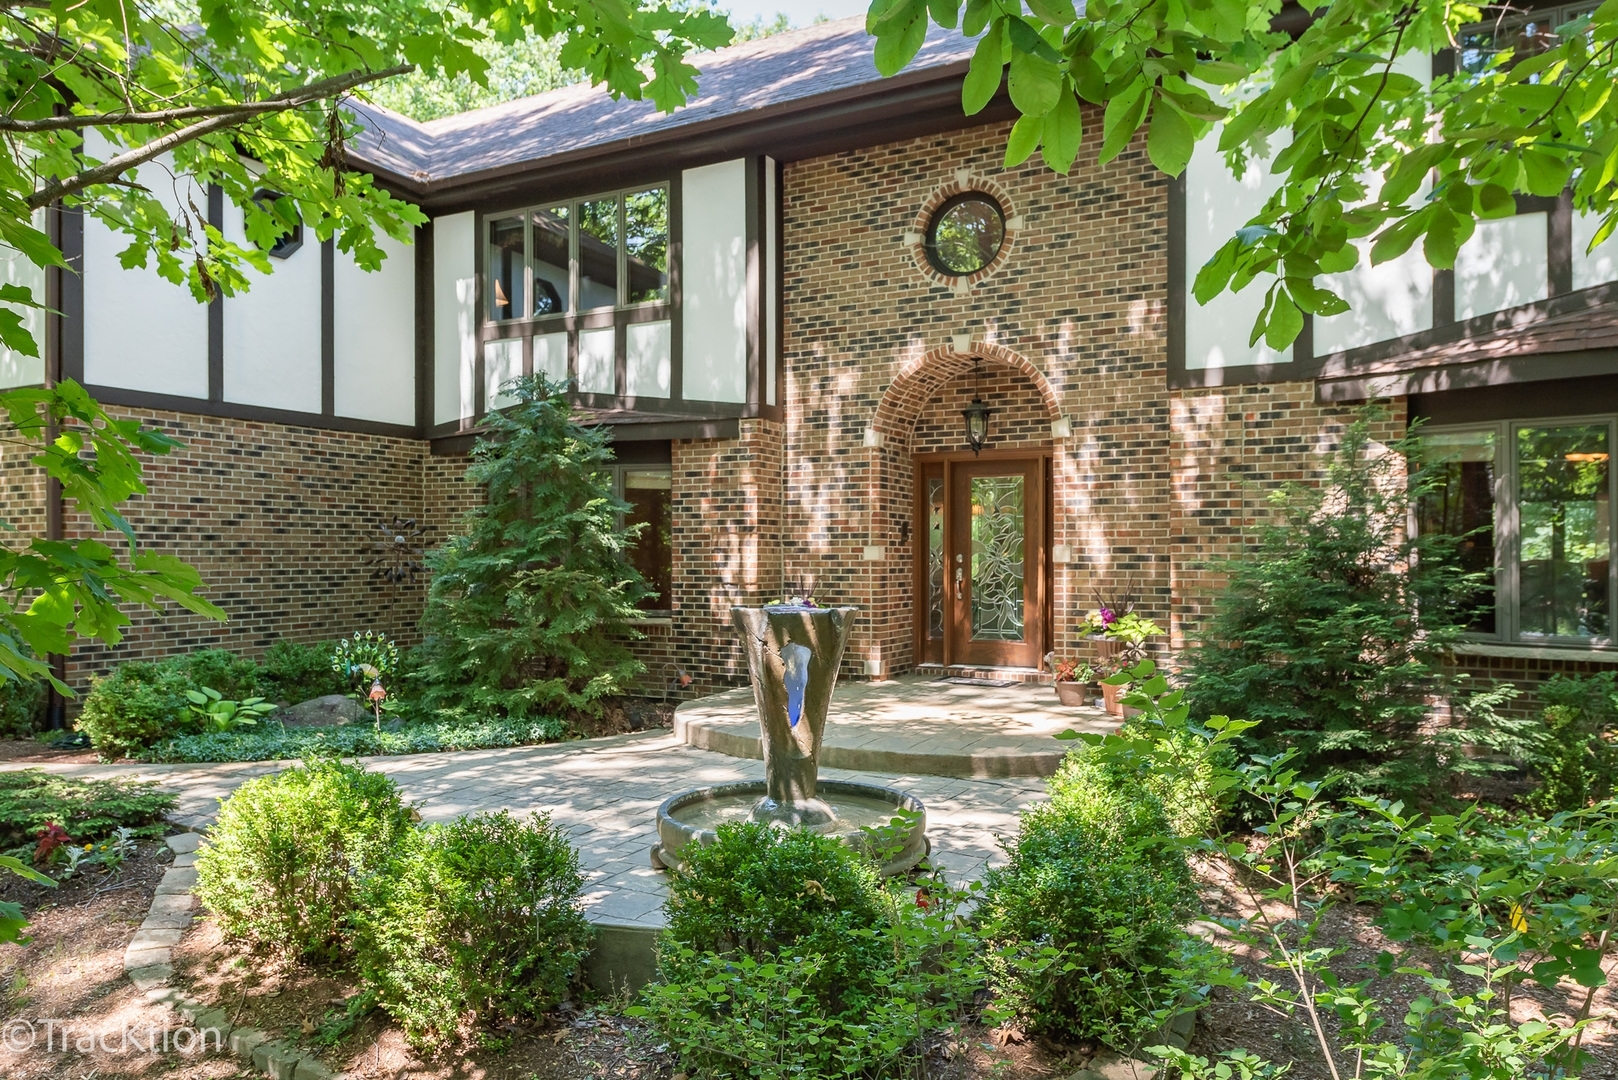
[914,454,1048,670]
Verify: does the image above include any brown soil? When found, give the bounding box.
[571,696,676,740]
[0,840,247,1079]
[0,738,103,765]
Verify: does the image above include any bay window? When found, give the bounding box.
[1421,416,1616,646]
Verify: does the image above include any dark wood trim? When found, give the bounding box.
[1166,171,1186,385]
[207,185,223,402]
[415,220,432,434]
[430,433,478,456]
[669,171,684,405]
[1412,373,1618,426]
[60,207,83,384]
[320,237,335,416]
[1550,190,1574,298]
[1319,279,1618,375]
[83,384,419,438]
[772,155,786,415]
[1319,347,1618,402]
[1433,267,1455,328]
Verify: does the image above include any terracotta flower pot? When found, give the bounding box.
[1054,681,1088,707]
[1101,679,1127,717]
[1093,637,1123,660]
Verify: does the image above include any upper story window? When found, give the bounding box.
[1420,416,1616,646]
[1458,3,1601,75]
[486,186,669,323]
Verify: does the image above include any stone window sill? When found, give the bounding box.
[1452,642,1618,664]
[626,615,674,628]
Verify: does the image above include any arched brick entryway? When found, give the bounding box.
[863,341,1062,675]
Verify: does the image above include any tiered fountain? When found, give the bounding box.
[651,604,929,876]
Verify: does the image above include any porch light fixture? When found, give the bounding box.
[962,357,993,456]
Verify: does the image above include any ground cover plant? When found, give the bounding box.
[0,768,174,850]
[416,375,653,722]
[143,713,568,763]
[356,810,593,1049]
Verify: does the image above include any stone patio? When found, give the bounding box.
[3,679,1109,984]
[676,673,1116,778]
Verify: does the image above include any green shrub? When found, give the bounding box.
[181,649,261,702]
[416,375,651,721]
[1525,672,1618,812]
[355,811,591,1049]
[980,756,1201,1049]
[0,769,175,848]
[1181,409,1485,799]
[257,640,345,703]
[195,759,413,961]
[0,675,45,739]
[638,822,982,1079]
[75,659,194,759]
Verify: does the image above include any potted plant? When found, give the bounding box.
[1048,656,1094,707]
[1081,593,1163,716]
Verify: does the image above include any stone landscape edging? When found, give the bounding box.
[122,832,340,1080]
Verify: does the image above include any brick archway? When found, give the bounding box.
[861,341,1061,677]
[873,340,1060,448]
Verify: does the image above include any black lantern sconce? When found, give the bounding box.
[961,356,993,456]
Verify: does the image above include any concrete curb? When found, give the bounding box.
[123,833,341,1080]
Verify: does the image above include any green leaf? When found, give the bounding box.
[1520,149,1573,197]
[1146,97,1196,177]
[1100,80,1149,164]
[1004,112,1044,168]
[962,24,1004,115]
[872,1,928,76]
[1258,284,1304,350]
[1007,40,1062,116]
[0,854,53,888]
[1025,0,1077,25]
[1370,214,1427,266]
[1477,183,1517,219]
[1041,90,1083,174]
[927,0,961,29]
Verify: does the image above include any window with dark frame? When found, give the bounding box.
[1419,416,1617,646]
[610,464,673,616]
[483,184,671,402]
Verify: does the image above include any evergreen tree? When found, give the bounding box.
[417,377,651,722]
[1182,408,1483,798]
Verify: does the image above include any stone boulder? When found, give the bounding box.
[276,694,368,728]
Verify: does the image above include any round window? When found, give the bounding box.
[923,192,1006,276]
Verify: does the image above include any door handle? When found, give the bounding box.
[954,566,963,595]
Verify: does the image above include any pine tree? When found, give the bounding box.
[1182,408,1483,798]
[417,376,652,722]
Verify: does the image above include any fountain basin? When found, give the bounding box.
[651,779,929,878]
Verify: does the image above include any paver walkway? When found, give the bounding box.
[1,730,1055,929]
[676,674,1114,778]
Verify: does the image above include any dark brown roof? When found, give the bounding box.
[348,17,975,191]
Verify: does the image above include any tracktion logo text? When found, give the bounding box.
[2,1018,225,1054]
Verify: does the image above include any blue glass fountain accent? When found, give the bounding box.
[781,642,812,728]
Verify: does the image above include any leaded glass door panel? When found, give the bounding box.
[944,457,1047,669]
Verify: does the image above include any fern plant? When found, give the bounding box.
[416,376,652,721]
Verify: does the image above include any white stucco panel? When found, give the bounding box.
[221,196,321,413]
[432,212,477,425]
[334,227,415,426]
[681,159,748,403]
[0,209,46,388]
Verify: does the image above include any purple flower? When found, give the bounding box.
[1099,607,1117,627]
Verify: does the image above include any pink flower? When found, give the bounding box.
[1099,607,1117,627]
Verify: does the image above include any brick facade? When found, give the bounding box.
[16,111,1614,709]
